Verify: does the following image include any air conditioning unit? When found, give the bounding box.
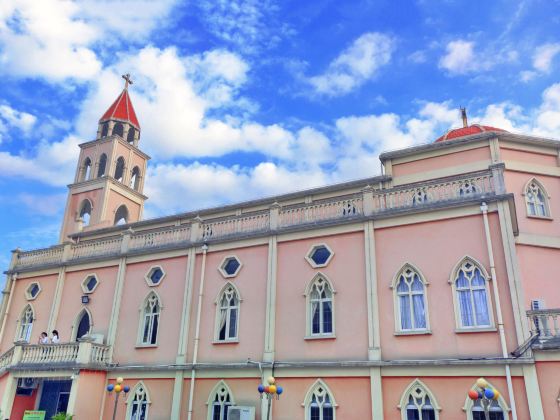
[228,406,255,420]
[17,378,39,389]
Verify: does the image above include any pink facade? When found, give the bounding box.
[0,90,559,420]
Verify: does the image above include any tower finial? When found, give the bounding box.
[122,73,133,90]
[460,107,468,128]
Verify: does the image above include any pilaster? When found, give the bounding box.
[263,235,278,362]
[106,257,127,358]
[370,367,384,420]
[362,185,374,216]
[0,374,17,419]
[522,364,545,419]
[364,220,381,360]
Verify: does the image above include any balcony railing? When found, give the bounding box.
[527,309,560,347]
[0,341,110,374]
[12,169,501,271]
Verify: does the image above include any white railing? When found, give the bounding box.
[90,343,110,364]
[373,172,494,212]
[527,309,560,342]
[16,246,64,268]
[129,225,191,251]
[279,195,363,228]
[72,236,122,260]
[0,347,14,371]
[20,343,79,364]
[202,212,270,240]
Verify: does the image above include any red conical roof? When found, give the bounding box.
[99,88,140,129]
[435,124,506,142]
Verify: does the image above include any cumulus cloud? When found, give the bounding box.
[307,32,395,96]
[439,40,477,75]
[520,43,560,82]
[0,103,36,142]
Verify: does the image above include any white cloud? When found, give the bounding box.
[438,40,477,75]
[307,32,395,96]
[0,103,36,142]
[532,43,560,73]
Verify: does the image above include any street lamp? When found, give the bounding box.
[107,377,130,420]
[467,377,500,420]
[258,376,284,420]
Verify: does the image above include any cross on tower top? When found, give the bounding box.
[122,73,133,90]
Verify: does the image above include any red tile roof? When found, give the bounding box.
[435,124,507,142]
[99,89,140,128]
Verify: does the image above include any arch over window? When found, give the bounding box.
[215,283,241,342]
[16,304,34,342]
[114,156,126,182]
[138,292,161,346]
[80,157,92,182]
[303,379,337,420]
[79,199,92,226]
[130,166,141,191]
[305,274,335,337]
[113,122,124,138]
[524,178,551,217]
[398,379,440,420]
[450,257,494,329]
[126,381,151,420]
[463,379,509,420]
[127,127,136,143]
[207,380,235,420]
[392,264,429,332]
[72,308,92,341]
[114,205,129,225]
[97,153,107,177]
[101,122,109,138]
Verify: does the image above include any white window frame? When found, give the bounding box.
[449,256,495,331]
[15,304,34,343]
[462,379,510,419]
[302,379,337,420]
[397,379,441,420]
[305,243,335,268]
[137,291,162,347]
[304,273,336,338]
[25,282,41,301]
[71,308,93,341]
[214,283,241,343]
[523,178,552,219]
[206,380,235,420]
[144,266,166,287]
[126,381,151,420]
[391,264,430,334]
[81,273,99,294]
[218,255,243,278]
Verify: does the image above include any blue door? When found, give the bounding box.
[38,380,72,419]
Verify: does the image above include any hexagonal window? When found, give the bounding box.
[145,266,166,287]
[81,274,99,294]
[306,244,334,268]
[25,283,41,301]
[219,256,242,278]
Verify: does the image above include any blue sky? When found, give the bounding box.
[1,0,560,273]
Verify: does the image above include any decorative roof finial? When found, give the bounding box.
[122,73,133,90]
[460,107,468,128]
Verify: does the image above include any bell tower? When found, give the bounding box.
[59,74,150,242]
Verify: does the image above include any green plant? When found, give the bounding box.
[51,413,73,420]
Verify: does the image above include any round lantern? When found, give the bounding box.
[258,384,265,393]
[269,385,277,394]
[116,377,124,385]
[484,388,495,399]
[492,390,500,400]
[107,384,115,392]
[267,376,275,385]
[123,386,130,393]
[264,386,270,393]
[476,378,488,389]
[468,389,479,400]
[276,386,283,395]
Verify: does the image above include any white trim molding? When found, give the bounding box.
[397,378,441,420]
[302,379,338,420]
[304,272,336,338]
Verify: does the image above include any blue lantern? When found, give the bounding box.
[107,384,114,392]
[276,386,283,395]
[123,386,130,393]
[258,384,265,393]
[484,388,495,399]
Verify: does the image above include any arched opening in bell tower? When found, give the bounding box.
[114,205,129,225]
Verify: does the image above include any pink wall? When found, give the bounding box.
[10,388,37,420]
[517,245,560,308]
[1,274,58,352]
[72,370,106,419]
[106,189,141,224]
[501,147,558,167]
[375,213,519,358]
[275,232,369,361]
[56,265,119,343]
[392,146,491,178]
[194,245,268,363]
[535,361,560,420]
[112,256,188,365]
[192,378,263,418]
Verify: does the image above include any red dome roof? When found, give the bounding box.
[435,124,507,142]
[99,88,140,129]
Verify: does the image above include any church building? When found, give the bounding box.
[0,78,559,419]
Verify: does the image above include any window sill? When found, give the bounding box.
[213,339,239,345]
[455,327,497,334]
[135,344,158,348]
[394,330,432,336]
[527,215,553,221]
[304,334,336,341]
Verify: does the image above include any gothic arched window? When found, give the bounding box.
[113,122,124,138]
[524,178,550,217]
[139,292,161,346]
[114,156,126,182]
[451,257,494,329]
[72,309,92,341]
[305,274,335,337]
[114,205,128,225]
[207,381,235,420]
[303,380,337,420]
[215,283,240,342]
[393,264,429,332]
[97,154,107,177]
[398,379,440,420]
[16,304,34,342]
[79,199,92,226]
[127,382,150,420]
[464,380,509,420]
[127,127,136,143]
[130,166,141,191]
[80,157,92,182]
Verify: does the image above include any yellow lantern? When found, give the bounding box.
[267,376,275,385]
[116,377,124,384]
[114,384,122,393]
[476,378,488,389]
[269,385,277,394]
[492,390,500,400]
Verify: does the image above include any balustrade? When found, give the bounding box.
[202,212,270,240]
[279,196,363,228]
[16,246,64,268]
[527,309,560,343]
[129,225,191,251]
[20,343,79,364]
[72,237,122,260]
[0,347,14,371]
